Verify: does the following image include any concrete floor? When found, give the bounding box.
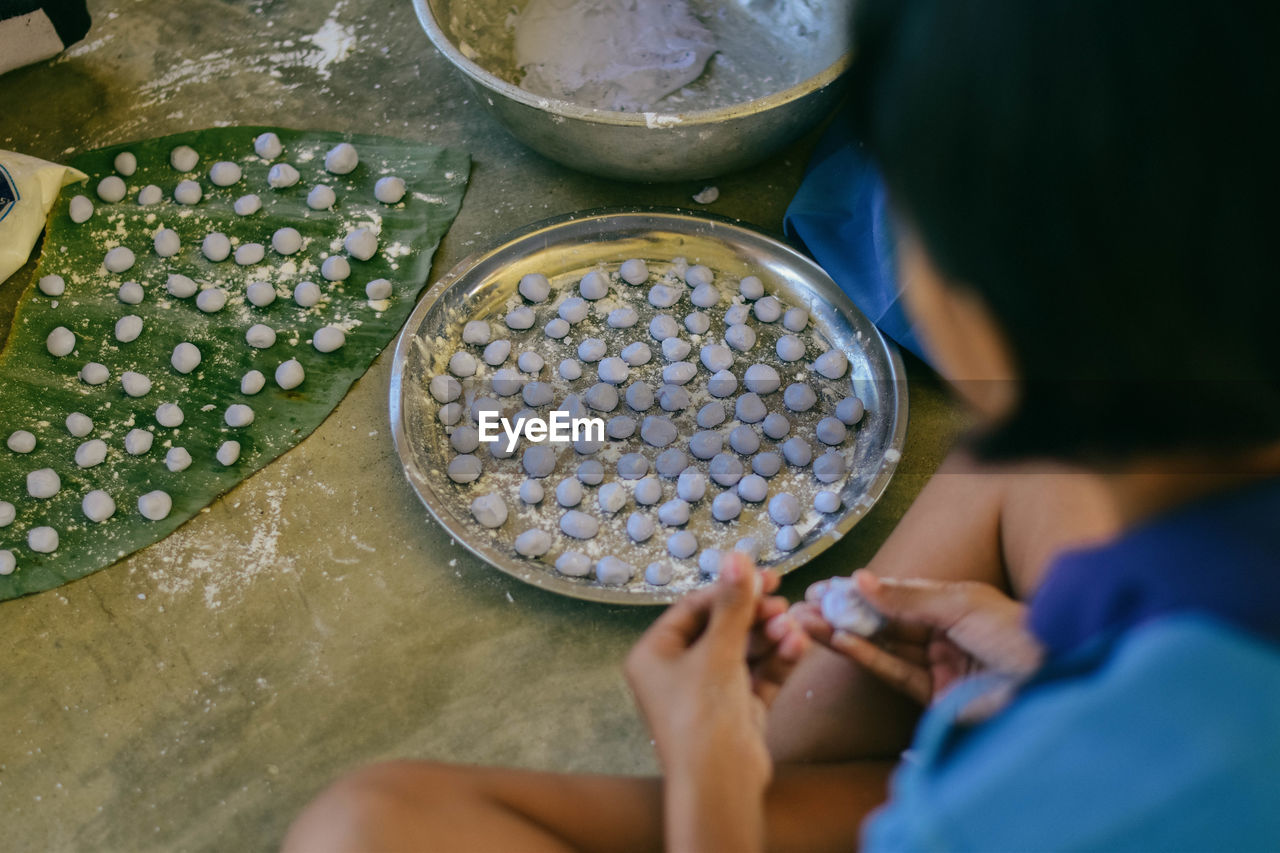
[0,1,963,850]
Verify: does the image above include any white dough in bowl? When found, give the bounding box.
[514,0,716,111]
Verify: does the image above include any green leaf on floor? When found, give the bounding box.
[1,127,469,600]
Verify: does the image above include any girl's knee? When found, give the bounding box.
[283,761,476,852]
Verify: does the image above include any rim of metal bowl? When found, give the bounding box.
[412,0,853,127]
[389,207,908,605]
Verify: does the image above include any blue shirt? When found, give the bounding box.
[864,479,1280,852]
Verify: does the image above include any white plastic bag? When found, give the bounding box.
[0,150,87,285]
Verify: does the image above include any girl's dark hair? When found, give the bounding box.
[849,0,1280,465]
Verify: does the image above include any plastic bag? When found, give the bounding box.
[0,150,87,285]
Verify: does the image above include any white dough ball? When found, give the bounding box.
[344,227,378,261]
[103,246,135,273]
[69,194,93,223]
[321,256,350,281]
[208,161,242,186]
[7,430,35,453]
[558,358,581,380]
[76,440,108,468]
[167,273,198,298]
[0,550,14,575]
[38,274,65,296]
[815,491,842,514]
[314,326,346,353]
[154,228,180,257]
[170,145,199,171]
[202,232,231,261]
[268,163,300,188]
[225,404,255,427]
[744,364,781,394]
[519,480,544,505]
[234,194,262,216]
[517,351,544,373]
[114,151,137,176]
[27,468,60,498]
[324,142,359,174]
[595,556,634,585]
[125,428,154,455]
[82,490,116,523]
[783,307,808,332]
[173,180,202,205]
[307,185,337,210]
[27,526,59,553]
[366,278,392,301]
[121,371,153,397]
[114,314,143,343]
[556,551,592,577]
[272,227,303,255]
[234,242,265,266]
[171,342,202,373]
[138,490,173,521]
[814,350,848,380]
[836,396,865,425]
[0,501,13,527]
[506,305,535,329]
[195,286,229,313]
[275,359,305,390]
[165,447,192,472]
[254,132,283,160]
[293,281,322,307]
[216,440,241,466]
[155,403,184,427]
[753,296,783,323]
[247,281,276,307]
[579,270,609,299]
[375,176,406,203]
[518,273,551,303]
[97,176,126,203]
[241,370,266,395]
[514,529,552,557]
[65,412,92,437]
[136,184,162,205]
[620,258,648,285]
[690,282,719,308]
[470,493,508,528]
[117,281,143,304]
[79,362,109,385]
[680,264,710,288]
[46,326,75,357]
[739,275,764,300]
[776,335,806,362]
[246,324,277,349]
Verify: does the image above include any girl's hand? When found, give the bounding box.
[625,554,804,852]
[793,570,1043,707]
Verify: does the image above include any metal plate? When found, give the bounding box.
[390,209,908,605]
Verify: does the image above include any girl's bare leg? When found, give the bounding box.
[766,450,1119,763]
[283,760,893,853]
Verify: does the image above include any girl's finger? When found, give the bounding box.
[703,554,764,657]
[639,585,718,656]
[789,602,835,645]
[829,631,933,705]
[872,636,931,667]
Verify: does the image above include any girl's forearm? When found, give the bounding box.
[664,764,767,853]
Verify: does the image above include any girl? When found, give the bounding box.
[286,0,1280,848]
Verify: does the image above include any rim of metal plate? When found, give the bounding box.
[389,208,909,605]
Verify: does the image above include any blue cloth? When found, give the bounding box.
[863,479,1280,852]
[783,119,930,364]
[1031,478,1280,657]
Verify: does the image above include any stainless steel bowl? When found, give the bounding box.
[412,0,852,182]
[389,209,908,605]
